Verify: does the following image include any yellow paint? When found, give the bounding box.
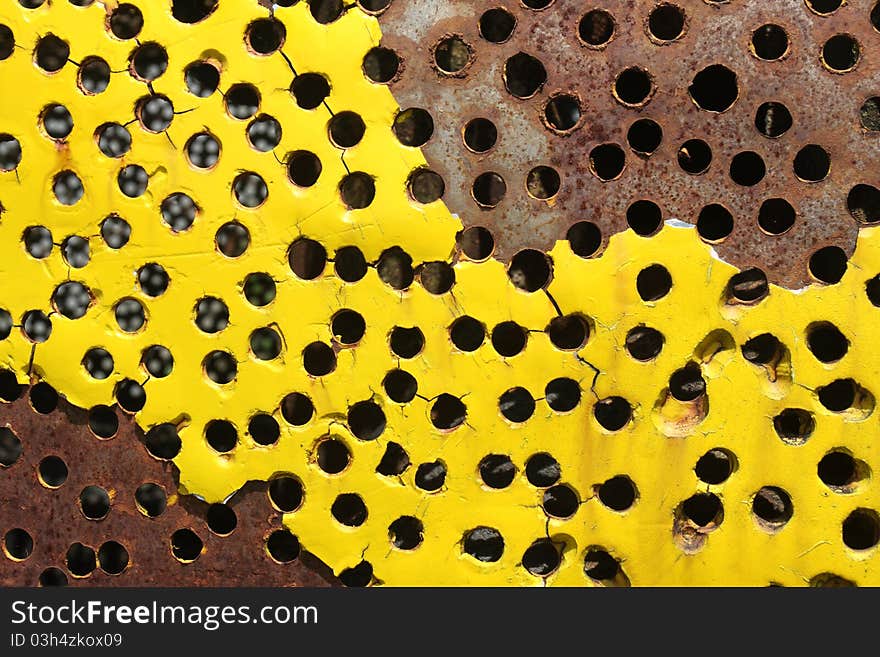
[0,1,877,586]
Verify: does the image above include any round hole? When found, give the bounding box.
[54,170,84,205]
[499,387,535,423]
[472,172,507,207]
[491,321,527,357]
[117,164,148,198]
[328,111,366,149]
[243,273,276,307]
[682,492,723,527]
[503,52,547,99]
[302,342,336,377]
[449,316,485,352]
[249,413,280,446]
[340,172,376,209]
[626,200,662,236]
[648,3,685,41]
[281,392,314,426]
[362,46,399,83]
[579,9,615,46]
[480,8,516,43]
[636,264,672,301]
[418,261,455,295]
[332,493,368,526]
[614,67,654,106]
[246,17,285,55]
[184,61,219,97]
[696,203,733,242]
[35,34,70,72]
[135,483,167,517]
[97,541,129,575]
[78,56,110,94]
[751,24,788,60]
[860,97,880,131]
[83,348,114,380]
[115,379,146,413]
[408,168,445,204]
[584,548,622,582]
[566,221,602,257]
[842,509,880,550]
[39,568,67,587]
[508,249,552,292]
[185,132,220,169]
[250,328,282,361]
[101,215,131,248]
[793,144,830,182]
[66,543,96,577]
[848,184,880,225]
[348,400,386,440]
[730,151,765,186]
[752,486,793,530]
[773,408,815,446]
[544,94,581,132]
[430,394,467,430]
[727,268,769,303]
[22,310,52,343]
[215,222,250,257]
[332,309,366,346]
[194,297,228,334]
[434,35,472,74]
[41,104,73,140]
[52,282,91,320]
[23,226,52,258]
[376,442,410,477]
[806,321,848,363]
[689,64,738,112]
[268,475,304,512]
[627,118,662,155]
[755,101,792,138]
[593,397,631,432]
[171,0,218,24]
[542,484,579,518]
[522,539,560,576]
[316,438,350,475]
[757,198,795,235]
[160,193,197,232]
[291,73,330,110]
[463,527,504,562]
[310,0,344,24]
[171,529,203,563]
[526,453,560,487]
[339,561,373,587]
[817,451,860,491]
[822,34,859,72]
[669,365,706,402]
[696,448,736,485]
[526,166,560,200]
[88,405,118,439]
[809,246,847,284]
[79,485,110,520]
[678,139,712,174]
[625,325,664,361]
[806,0,842,14]
[479,454,516,489]
[597,475,637,511]
[389,516,423,550]
[145,424,182,460]
[130,41,168,81]
[415,460,446,492]
[38,455,68,488]
[546,315,589,351]
[3,529,33,561]
[267,529,300,563]
[589,143,625,180]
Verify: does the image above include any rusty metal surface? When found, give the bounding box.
[0,380,338,587]
[379,0,880,288]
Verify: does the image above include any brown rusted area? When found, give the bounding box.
[0,381,338,587]
[377,0,880,288]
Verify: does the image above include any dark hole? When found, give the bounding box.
[579,9,614,46]
[822,34,859,72]
[566,221,602,257]
[755,101,792,138]
[391,109,435,150]
[66,543,96,577]
[233,172,268,208]
[727,268,768,303]
[818,378,857,412]
[649,3,685,41]
[0,135,21,171]
[247,115,282,152]
[526,166,560,200]
[503,52,547,98]
[418,262,455,295]
[79,56,110,94]
[614,67,653,106]
[317,438,350,474]
[682,492,722,527]
[52,282,91,320]
[636,264,672,301]
[431,394,467,430]
[135,483,167,517]
[464,527,504,562]
[247,17,285,54]
[479,454,516,489]
[499,387,535,423]
[818,451,856,488]
[547,315,588,351]
[302,342,336,377]
[382,369,417,403]
[215,222,250,257]
[408,169,445,203]
[526,453,560,487]
[677,138,712,174]
[61,235,90,268]
[288,238,327,280]
[598,476,637,511]
[472,171,507,207]
[42,104,73,140]
[362,46,399,83]
[492,321,527,357]
[625,325,664,361]
[332,493,367,527]
[310,0,344,24]
[860,97,880,131]
[0,427,22,468]
[389,326,424,359]
[480,8,516,43]
[752,486,793,526]
[773,408,815,445]
[171,529,203,562]
[843,510,879,550]
[522,0,553,8]
[449,316,485,352]
[867,274,880,306]
[334,246,368,282]
[593,396,631,431]
[752,24,788,60]
[729,151,765,186]
[22,310,52,343]
[141,345,173,378]
[171,0,217,23]
[0,25,13,61]
[98,541,129,575]
[357,0,391,12]
[415,461,446,491]
[339,561,373,587]
[626,200,662,236]
[225,83,260,120]
[281,392,314,426]
[291,73,330,110]
[0,371,23,404]
[545,377,583,414]
[3,528,32,560]
[117,164,148,198]
[130,42,167,82]
[389,516,423,550]
[331,309,366,346]
[79,485,110,520]
[137,263,169,298]
[807,0,842,13]
[88,405,118,439]
[101,215,131,249]
[669,364,706,402]
[462,118,497,154]
[269,476,304,512]
[137,95,174,133]
[457,227,495,262]
[286,151,322,188]
[809,246,847,284]
[376,442,410,477]
[544,94,581,132]
[695,448,734,485]
[627,118,662,155]
[115,298,146,333]
[434,35,471,74]
[806,322,848,363]
[340,172,376,209]
[194,297,228,334]
[249,413,280,445]
[794,144,830,182]
[24,225,52,258]
[543,484,579,518]
[267,529,300,563]
[185,132,220,168]
[39,568,68,587]
[741,333,781,365]
[83,348,114,380]
[758,198,795,235]
[348,400,386,440]
[377,246,414,289]
[508,249,552,292]
[115,378,145,412]
[205,419,237,453]
[584,549,620,581]
[697,203,733,242]
[848,184,880,224]
[522,539,560,576]
[39,455,68,487]
[161,193,197,232]
[35,34,69,72]
[243,272,276,307]
[53,170,84,205]
[589,143,625,180]
[145,424,181,460]
[329,111,366,149]
[184,61,219,97]
[689,64,738,112]
[0,310,10,341]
